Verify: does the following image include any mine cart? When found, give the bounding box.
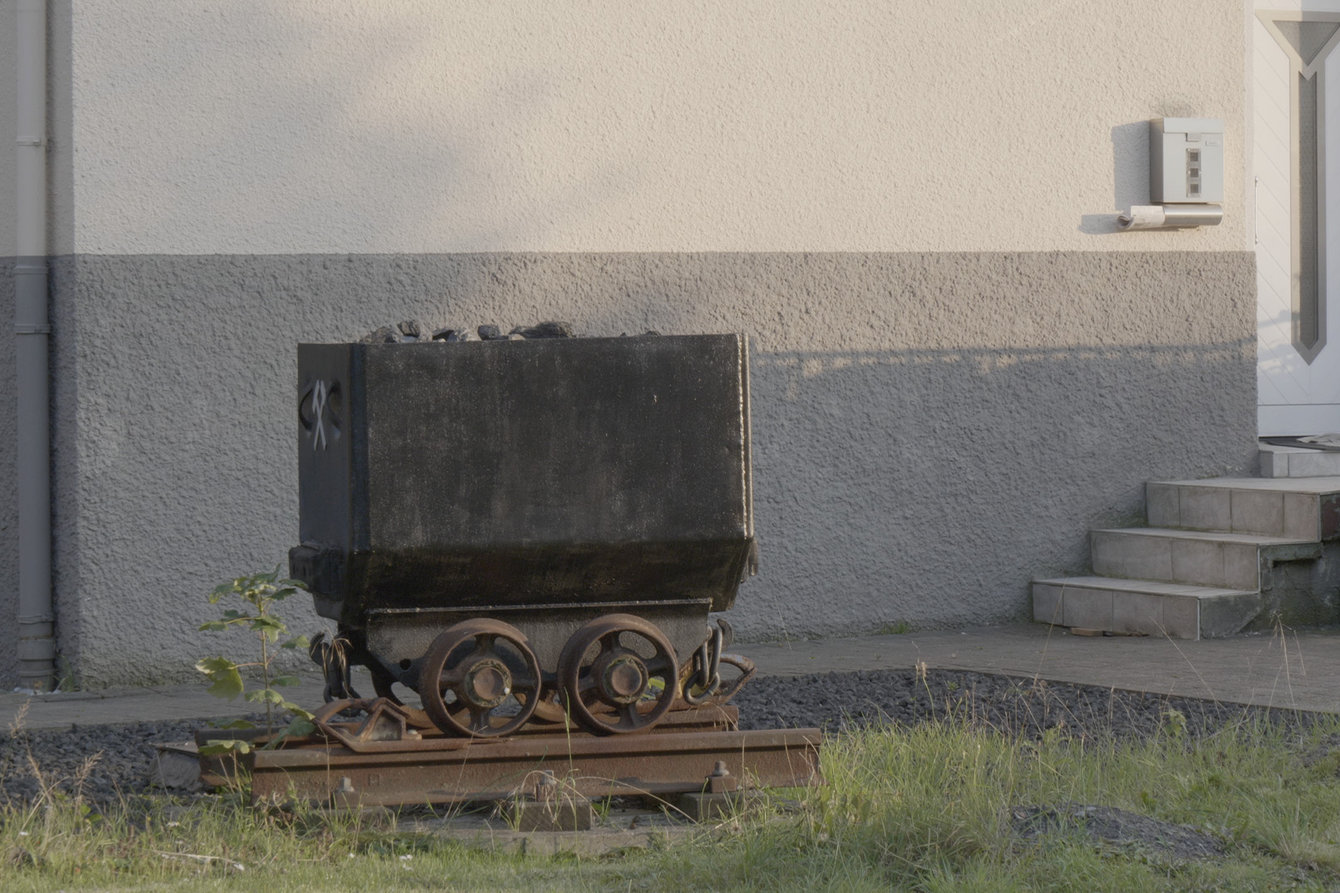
[290,333,756,737]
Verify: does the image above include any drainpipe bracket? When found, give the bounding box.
[14,324,51,335]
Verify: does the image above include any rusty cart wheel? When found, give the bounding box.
[417,619,542,738]
[557,614,679,735]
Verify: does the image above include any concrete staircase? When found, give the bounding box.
[1260,442,1340,477]
[1033,473,1340,639]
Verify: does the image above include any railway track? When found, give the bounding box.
[200,698,821,809]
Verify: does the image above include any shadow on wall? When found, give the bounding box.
[0,265,15,685]
[742,340,1256,639]
[1078,121,1154,235]
[39,252,1258,684]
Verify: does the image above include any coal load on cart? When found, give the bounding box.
[289,330,758,738]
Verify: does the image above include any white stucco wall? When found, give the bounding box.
[1,0,16,257]
[59,0,1247,255]
[7,0,1264,687]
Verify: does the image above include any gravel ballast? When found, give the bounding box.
[0,670,1321,808]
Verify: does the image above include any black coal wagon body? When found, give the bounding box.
[289,333,756,737]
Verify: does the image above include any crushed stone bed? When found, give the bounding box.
[0,669,1324,808]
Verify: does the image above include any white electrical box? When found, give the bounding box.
[1150,117,1223,203]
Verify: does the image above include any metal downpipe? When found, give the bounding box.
[15,0,54,691]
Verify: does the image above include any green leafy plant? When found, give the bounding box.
[196,568,315,753]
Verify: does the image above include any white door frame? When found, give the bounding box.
[1254,4,1340,434]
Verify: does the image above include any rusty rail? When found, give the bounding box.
[246,726,822,807]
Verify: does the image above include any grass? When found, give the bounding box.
[5,704,1340,890]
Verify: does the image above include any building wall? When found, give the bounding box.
[59,1,1246,255]
[11,1,1260,686]
[46,250,1255,687]
[2,0,21,686]
[0,260,14,688]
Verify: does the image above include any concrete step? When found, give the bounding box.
[1146,476,1340,540]
[1034,474,1340,640]
[1091,528,1319,590]
[1260,445,1340,478]
[1032,576,1260,639]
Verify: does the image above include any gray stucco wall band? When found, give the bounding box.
[9,250,1256,687]
[1,261,17,686]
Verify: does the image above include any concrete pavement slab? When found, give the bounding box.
[3,624,1337,731]
[746,623,1339,713]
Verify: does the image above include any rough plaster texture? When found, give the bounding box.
[0,263,16,686]
[5,1,1263,687]
[34,250,1256,688]
[57,0,1247,254]
[1,0,17,686]
[47,0,74,259]
[0,1,15,257]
